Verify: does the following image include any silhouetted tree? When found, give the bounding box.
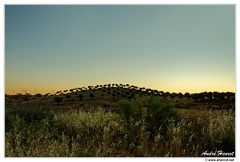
[165,92,170,98]
[116,91,120,95]
[78,94,84,100]
[170,93,177,101]
[23,95,29,102]
[218,92,226,101]
[206,92,213,101]
[128,95,132,100]
[112,93,116,99]
[184,92,190,99]
[213,92,219,100]
[121,94,126,98]
[191,93,199,101]
[66,94,71,100]
[226,92,234,102]
[88,86,92,90]
[153,90,159,95]
[198,93,205,101]
[230,94,235,103]
[159,91,164,96]
[35,93,42,97]
[90,93,95,99]
[178,92,183,99]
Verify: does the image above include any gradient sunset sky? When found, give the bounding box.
[5,5,235,95]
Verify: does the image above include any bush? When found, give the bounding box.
[5,106,54,132]
[54,96,63,105]
[118,100,133,124]
[145,96,181,138]
[117,99,142,124]
[5,105,235,157]
[118,96,181,138]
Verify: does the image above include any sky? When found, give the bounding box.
[5,5,235,94]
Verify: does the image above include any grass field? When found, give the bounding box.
[5,84,235,157]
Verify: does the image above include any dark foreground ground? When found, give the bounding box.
[5,86,235,157]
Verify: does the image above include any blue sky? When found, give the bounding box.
[5,5,235,94]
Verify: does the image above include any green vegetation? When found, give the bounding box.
[118,99,142,123]
[144,96,181,138]
[5,96,235,157]
[5,84,235,157]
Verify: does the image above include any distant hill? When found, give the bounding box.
[5,83,235,111]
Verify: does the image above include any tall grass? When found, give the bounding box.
[5,104,235,157]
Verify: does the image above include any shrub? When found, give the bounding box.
[118,96,181,138]
[5,105,235,157]
[117,100,133,124]
[54,96,63,105]
[5,106,54,130]
[117,97,142,122]
[145,96,181,138]
[117,99,143,149]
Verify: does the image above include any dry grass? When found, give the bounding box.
[5,105,235,157]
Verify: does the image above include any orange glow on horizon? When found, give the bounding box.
[5,82,235,95]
